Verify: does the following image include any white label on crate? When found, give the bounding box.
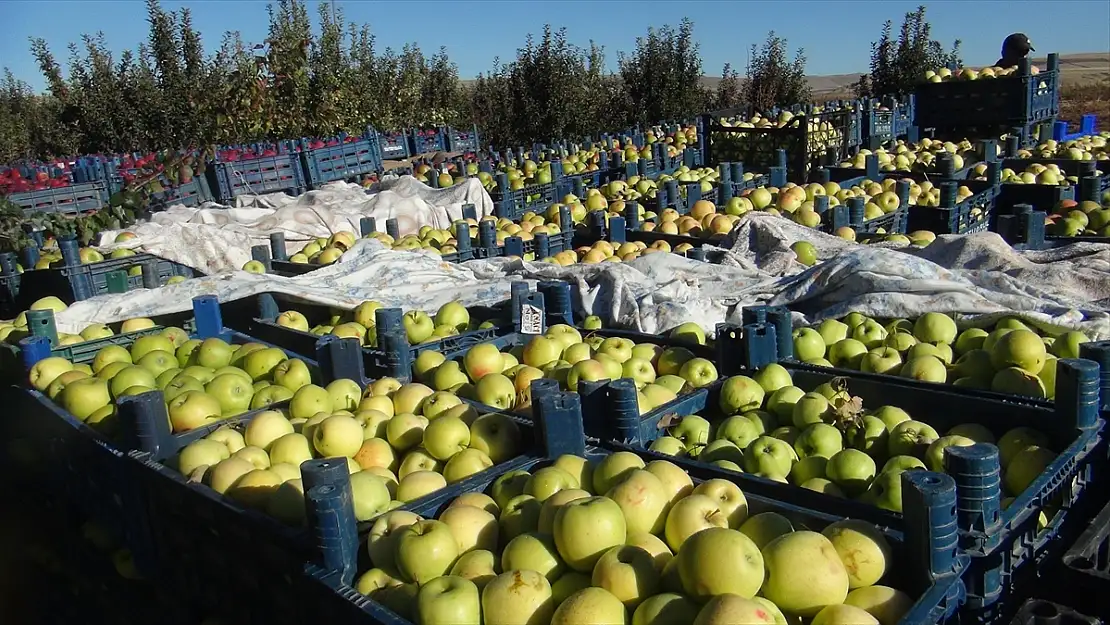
[521,304,544,335]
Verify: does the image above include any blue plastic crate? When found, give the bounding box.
[12,238,200,307]
[1055,496,1110,617]
[1052,115,1099,142]
[10,181,108,216]
[487,161,572,221]
[147,175,213,211]
[301,132,384,188]
[914,56,1060,131]
[445,125,480,153]
[303,386,970,625]
[205,152,306,203]
[905,178,999,235]
[408,127,447,155]
[376,130,411,162]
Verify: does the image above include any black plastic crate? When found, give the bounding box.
[915,56,1060,131]
[445,125,481,153]
[906,178,1000,235]
[699,103,859,184]
[485,161,572,221]
[1059,497,1110,603]
[147,175,213,211]
[1009,600,1102,625]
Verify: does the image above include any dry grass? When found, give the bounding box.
[1059,78,1110,125]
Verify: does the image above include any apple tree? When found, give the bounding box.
[618,19,708,125]
[864,6,961,97]
[743,32,810,112]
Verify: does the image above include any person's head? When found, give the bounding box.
[1001,33,1035,59]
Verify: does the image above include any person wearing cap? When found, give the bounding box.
[995,33,1035,69]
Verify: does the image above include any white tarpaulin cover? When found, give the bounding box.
[54,195,1110,341]
[93,176,495,275]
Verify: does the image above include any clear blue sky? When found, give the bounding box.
[2,0,1108,91]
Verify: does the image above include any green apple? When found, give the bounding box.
[826,449,876,496]
[677,357,718,389]
[475,373,516,409]
[676,527,763,601]
[606,469,669,535]
[692,478,748,528]
[871,406,911,431]
[592,451,646,495]
[433,360,470,391]
[667,416,710,456]
[175,339,202,367]
[766,386,805,425]
[469,413,523,464]
[434,302,471,332]
[794,423,843,460]
[386,413,429,452]
[489,470,531,510]
[656,347,695,377]
[481,571,554,625]
[413,350,446,383]
[924,435,976,472]
[649,436,685,457]
[524,466,579,502]
[402,310,435,344]
[422,415,471,461]
[738,512,793,550]
[273,358,312,392]
[887,420,939,457]
[793,328,827,361]
[60,377,112,421]
[178,365,215,385]
[325,378,362,412]
[234,445,270,469]
[669,322,705,345]
[761,530,849,616]
[275,310,310,331]
[107,365,157,398]
[1004,446,1055,496]
[881,455,926,474]
[240,347,288,381]
[208,427,246,454]
[499,494,542,543]
[396,518,459,584]
[742,436,797,480]
[166,390,223,431]
[250,384,293,409]
[192,337,235,369]
[522,335,564,369]
[997,427,1050,469]
[417,575,481,625]
[205,373,254,416]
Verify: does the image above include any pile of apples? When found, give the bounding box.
[415,322,717,414]
[1045,198,1110,237]
[836,138,988,173]
[0,296,184,348]
[793,312,1090,399]
[26,331,316,436]
[355,452,910,625]
[651,365,1057,515]
[272,300,490,347]
[592,166,724,208]
[923,65,1040,82]
[1013,134,1110,162]
[173,377,523,525]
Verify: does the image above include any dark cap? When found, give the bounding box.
[1002,33,1035,56]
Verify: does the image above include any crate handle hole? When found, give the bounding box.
[1069,556,1095,570]
[1029,600,1059,619]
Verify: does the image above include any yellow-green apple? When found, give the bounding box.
[499,494,542,542]
[591,545,659,610]
[238,347,286,382]
[59,377,111,421]
[811,604,880,625]
[475,373,516,410]
[761,530,849,616]
[644,460,694,506]
[421,415,470,460]
[631,592,699,625]
[275,310,310,331]
[268,433,314,467]
[177,439,231,476]
[463,343,506,381]
[597,337,635,363]
[691,479,748,528]
[538,489,591,534]
[502,532,565,582]
[449,549,498,590]
[1004,446,1055,496]
[443,448,494,484]
[662,494,728,551]
[135,351,177,379]
[413,350,446,384]
[434,302,471,332]
[167,390,223,431]
[742,436,797,480]
[649,436,685,457]
[678,357,718,388]
[887,420,939,457]
[823,519,892,588]
[440,503,499,554]
[553,455,594,494]
[551,571,592,605]
[392,383,434,415]
[794,423,843,460]
[677,527,763,601]
[432,360,469,391]
[641,384,678,411]
[553,496,627,572]
[481,570,554,625]
[669,322,705,345]
[715,416,762,451]
[396,470,447,502]
[545,324,583,350]
[416,575,480,625]
[92,345,132,373]
[206,456,255,494]
[356,408,393,438]
[227,468,283,509]
[552,587,627,625]
[668,416,710,454]
[719,376,765,415]
[313,415,364,457]
[656,347,695,376]
[191,338,235,369]
[402,311,435,344]
[368,510,422,571]
[739,512,794,549]
[349,471,391,521]
[693,594,778,624]
[845,585,914,625]
[606,469,670,535]
[353,437,396,472]
[398,449,441,480]
[130,334,175,362]
[524,466,578,502]
[273,358,312,392]
[386,413,429,451]
[622,358,656,389]
[234,446,271,469]
[592,451,646,494]
[288,384,331,420]
[250,384,293,409]
[207,427,245,454]
[522,336,564,369]
[997,427,1050,468]
[205,373,254,416]
[825,449,877,496]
